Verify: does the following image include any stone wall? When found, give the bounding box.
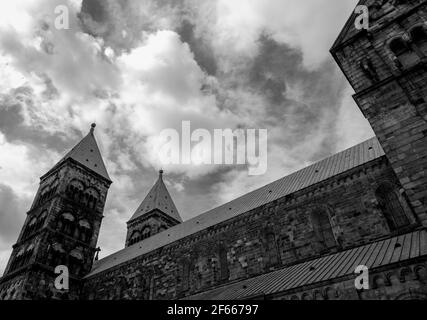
[332,1,427,226]
[83,156,417,299]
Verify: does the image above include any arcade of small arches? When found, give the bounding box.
[128,226,153,245]
[128,224,169,246]
[66,179,100,211]
[8,244,35,273]
[56,212,93,243]
[21,210,48,240]
[35,180,59,207]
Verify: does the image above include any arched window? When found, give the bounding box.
[35,210,48,231]
[78,220,92,242]
[58,212,75,236]
[23,217,37,239]
[181,260,191,291]
[389,37,419,68]
[67,180,84,202]
[264,232,279,269]
[411,26,427,54]
[218,245,229,281]
[48,243,66,267]
[83,188,100,210]
[22,244,34,266]
[37,187,49,206]
[375,183,410,231]
[11,247,26,271]
[69,248,84,275]
[142,227,151,240]
[129,231,141,245]
[310,208,336,250]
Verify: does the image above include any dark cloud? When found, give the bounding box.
[177,20,217,76]
[79,0,160,53]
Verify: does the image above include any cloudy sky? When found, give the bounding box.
[0,0,374,274]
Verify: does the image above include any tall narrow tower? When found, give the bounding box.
[331,0,427,226]
[0,124,112,300]
[125,170,182,247]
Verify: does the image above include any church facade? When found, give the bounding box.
[1,0,427,300]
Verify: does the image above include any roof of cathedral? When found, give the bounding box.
[184,229,427,300]
[86,137,385,277]
[52,124,111,182]
[129,170,182,223]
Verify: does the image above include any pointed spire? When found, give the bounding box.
[129,170,182,223]
[45,124,111,182]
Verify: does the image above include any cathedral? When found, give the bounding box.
[1,0,427,300]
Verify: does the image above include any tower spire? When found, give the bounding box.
[44,124,111,182]
[126,170,182,246]
[129,170,181,223]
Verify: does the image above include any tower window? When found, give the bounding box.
[78,220,92,242]
[69,248,84,275]
[129,231,141,245]
[142,227,151,240]
[23,217,37,239]
[58,212,76,236]
[375,183,411,231]
[389,37,419,68]
[48,243,66,267]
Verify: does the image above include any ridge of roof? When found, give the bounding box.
[86,137,384,278]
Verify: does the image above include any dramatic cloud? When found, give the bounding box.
[0,0,374,274]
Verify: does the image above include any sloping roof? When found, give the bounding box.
[185,229,427,300]
[86,137,384,278]
[56,124,111,181]
[129,170,182,223]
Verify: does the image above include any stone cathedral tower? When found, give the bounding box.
[0,124,112,300]
[125,170,182,247]
[331,0,427,227]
